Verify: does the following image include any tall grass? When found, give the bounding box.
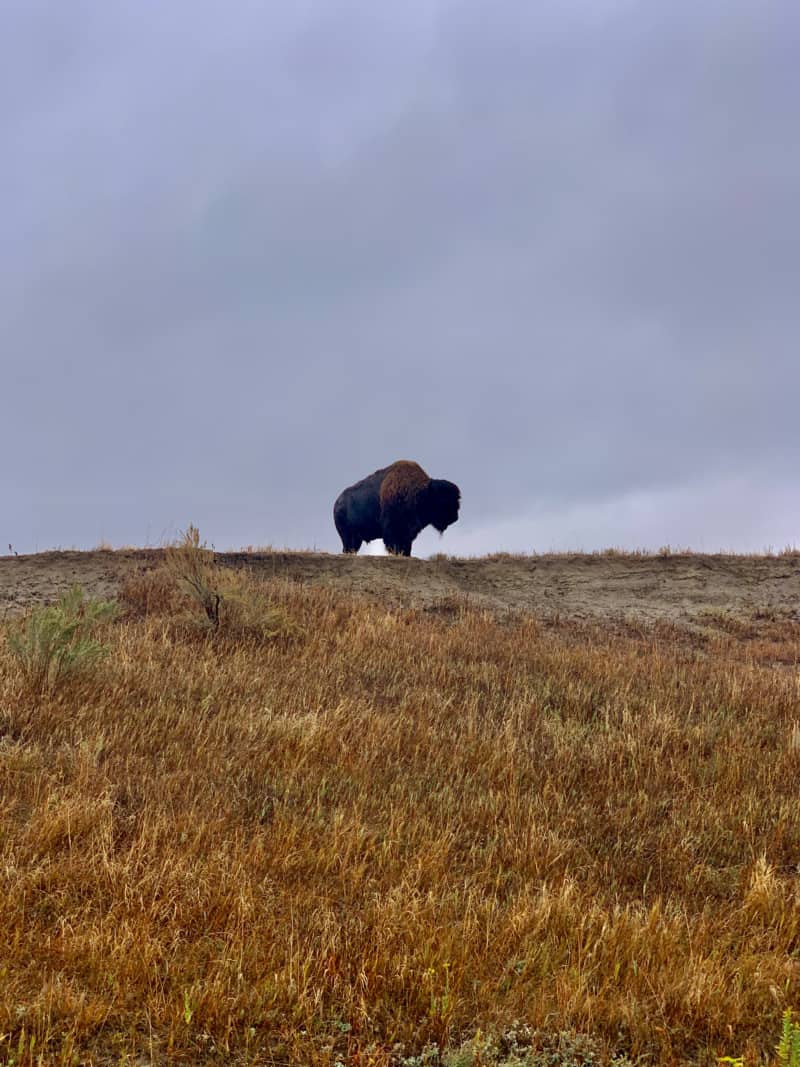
[0,567,798,1064]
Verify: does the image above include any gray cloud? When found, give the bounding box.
[3,0,798,553]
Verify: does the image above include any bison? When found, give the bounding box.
[333,460,461,557]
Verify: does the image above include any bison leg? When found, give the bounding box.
[381,505,417,557]
[383,537,412,557]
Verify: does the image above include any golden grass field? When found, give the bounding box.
[0,547,799,1065]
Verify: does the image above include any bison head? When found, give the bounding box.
[426,478,461,534]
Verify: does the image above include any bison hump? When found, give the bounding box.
[379,460,430,508]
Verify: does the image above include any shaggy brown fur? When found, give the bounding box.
[378,460,431,512]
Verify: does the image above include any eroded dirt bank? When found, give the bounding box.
[1,548,798,627]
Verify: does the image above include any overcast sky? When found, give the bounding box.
[3,0,798,555]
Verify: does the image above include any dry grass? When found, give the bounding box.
[469,546,800,562]
[1,565,799,1066]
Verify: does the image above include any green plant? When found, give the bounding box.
[720,1010,800,1067]
[424,964,452,1024]
[777,1010,800,1067]
[6,585,116,693]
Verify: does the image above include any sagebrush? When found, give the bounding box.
[5,585,116,693]
[160,525,292,639]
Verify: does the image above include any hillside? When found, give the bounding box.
[0,549,799,1064]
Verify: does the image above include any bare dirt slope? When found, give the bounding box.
[1,548,799,627]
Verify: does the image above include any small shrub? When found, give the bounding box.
[6,586,117,694]
[399,1027,635,1067]
[164,526,294,641]
[215,577,295,642]
[165,525,221,629]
